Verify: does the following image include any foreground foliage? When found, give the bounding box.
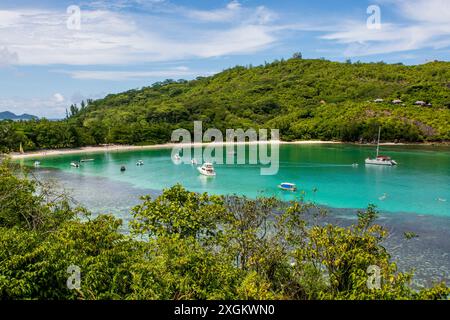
[0,161,448,300]
[1,58,450,153]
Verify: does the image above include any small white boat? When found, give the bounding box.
[278,183,297,192]
[197,163,216,176]
[71,161,80,168]
[365,127,397,166]
[136,160,144,166]
[34,161,41,167]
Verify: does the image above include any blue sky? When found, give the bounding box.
[0,0,449,118]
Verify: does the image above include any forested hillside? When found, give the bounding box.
[1,58,449,152]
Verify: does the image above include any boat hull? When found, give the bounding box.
[365,159,397,166]
[197,167,216,177]
[278,183,297,192]
[278,186,297,192]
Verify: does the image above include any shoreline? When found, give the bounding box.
[9,140,337,160]
[8,140,449,160]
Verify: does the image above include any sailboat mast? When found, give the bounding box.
[376,127,381,157]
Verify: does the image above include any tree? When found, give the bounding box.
[292,52,303,59]
[130,184,226,240]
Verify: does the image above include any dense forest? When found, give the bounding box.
[1,57,450,153]
[0,160,448,300]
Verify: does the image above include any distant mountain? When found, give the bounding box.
[0,111,38,121]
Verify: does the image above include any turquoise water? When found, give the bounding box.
[20,143,450,217]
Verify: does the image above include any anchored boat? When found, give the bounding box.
[365,127,397,166]
[198,163,216,177]
[278,183,297,192]
[365,156,397,166]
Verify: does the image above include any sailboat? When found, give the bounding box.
[365,127,397,166]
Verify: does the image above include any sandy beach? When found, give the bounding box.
[9,139,448,160]
[9,140,341,160]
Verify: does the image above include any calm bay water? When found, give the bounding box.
[19,143,450,286]
[21,143,450,217]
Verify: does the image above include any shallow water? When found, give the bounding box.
[20,143,450,216]
[23,143,450,287]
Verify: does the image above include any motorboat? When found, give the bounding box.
[278,183,297,192]
[365,127,397,166]
[120,165,126,172]
[197,163,216,176]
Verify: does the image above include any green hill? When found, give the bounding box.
[1,58,450,152]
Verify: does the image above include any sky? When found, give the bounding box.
[0,0,449,118]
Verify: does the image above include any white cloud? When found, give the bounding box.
[86,0,166,11]
[54,67,197,81]
[53,93,65,103]
[391,0,450,24]
[0,47,19,66]
[182,1,276,25]
[184,0,242,23]
[0,95,69,118]
[0,2,280,66]
[321,0,450,57]
[227,1,241,11]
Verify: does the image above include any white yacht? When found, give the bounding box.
[198,163,216,176]
[365,127,397,166]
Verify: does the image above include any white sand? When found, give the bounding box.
[9,140,341,160]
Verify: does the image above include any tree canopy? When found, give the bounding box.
[0,161,448,300]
